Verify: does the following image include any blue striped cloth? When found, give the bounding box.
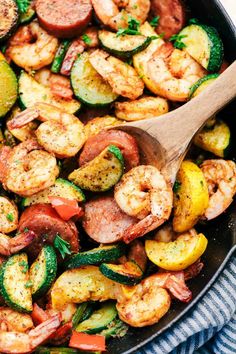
[139,255,236,354]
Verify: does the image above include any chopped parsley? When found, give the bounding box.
[54,234,71,259]
[189,18,199,25]
[169,34,187,50]
[24,227,29,233]
[16,0,30,13]
[6,213,14,222]
[19,260,28,274]
[173,180,181,193]
[25,280,33,288]
[117,16,141,37]
[82,34,92,45]
[149,16,160,28]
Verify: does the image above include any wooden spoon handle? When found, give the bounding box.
[130,60,236,154]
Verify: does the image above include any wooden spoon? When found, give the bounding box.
[119,61,236,184]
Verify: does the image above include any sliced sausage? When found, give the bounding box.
[35,0,92,38]
[83,196,137,243]
[151,0,186,39]
[79,129,140,171]
[19,203,79,259]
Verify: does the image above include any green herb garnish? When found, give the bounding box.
[169,34,187,49]
[173,180,181,193]
[25,280,33,288]
[54,234,71,259]
[82,34,92,45]
[16,0,30,13]
[6,213,14,222]
[117,16,141,37]
[149,16,160,28]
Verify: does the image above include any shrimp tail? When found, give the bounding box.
[7,108,39,130]
[184,260,204,281]
[29,314,61,349]
[165,272,192,303]
[9,231,36,254]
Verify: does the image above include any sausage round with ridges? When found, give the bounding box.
[151,0,186,39]
[35,0,92,38]
[79,129,140,171]
[18,203,79,259]
[83,196,137,243]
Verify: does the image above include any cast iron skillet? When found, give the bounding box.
[108,1,236,353]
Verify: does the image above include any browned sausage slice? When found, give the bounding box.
[79,130,140,171]
[151,0,186,39]
[83,196,137,243]
[19,203,79,259]
[36,0,92,38]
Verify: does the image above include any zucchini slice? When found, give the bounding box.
[0,0,19,42]
[193,119,231,158]
[68,145,124,192]
[178,24,224,72]
[76,301,117,334]
[100,318,128,339]
[98,30,151,58]
[29,245,57,299]
[71,52,118,107]
[0,253,32,313]
[99,261,143,286]
[189,74,219,98]
[0,60,18,118]
[51,40,71,74]
[72,302,95,329]
[22,178,85,207]
[18,71,81,114]
[65,244,126,270]
[19,4,35,24]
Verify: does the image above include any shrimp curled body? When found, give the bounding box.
[114,165,173,243]
[91,0,150,31]
[201,159,236,220]
[116,271,191,327]
[7,103,86,159]
[147,43,206,101]
[0,231,35,257]
[5,139,59,197]
[7,21,59,72]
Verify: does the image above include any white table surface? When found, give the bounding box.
[220,0,236,25]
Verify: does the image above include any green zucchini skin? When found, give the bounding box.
[29,245,57,299]
[0,60,18,118]
[189,74,219,98]
[64,244,126,270]
[98,30,151,58]
[100,318,129,339]
[51,40,71,73]
[18,71,81,114]
[0,0,19,42]
[75,301,117,334]
[179,24,224,72]
[72,302,96,329]
[0,253,32,313]
[22,178,85,207]
[68,145,124,192]
[99,261,143,286]
[71,52,118,107]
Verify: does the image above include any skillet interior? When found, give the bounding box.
[108,1,236,353]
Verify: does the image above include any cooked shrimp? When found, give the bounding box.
[0,314,60,354]
[34,69,73,100]
[146,42,206,101]
[114,165,173,243]
[154,224,197,242]
[91,0,150,31]
[89,50,144,100]
[116,270,191,327]
[0,308,33,333]
[5,139,59,197]
[0,231,35,256]
[200,159,236,220]
[128,240,147,272]
[6,21,59,72]
[0,197,18,234]
[7,103,86,159]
